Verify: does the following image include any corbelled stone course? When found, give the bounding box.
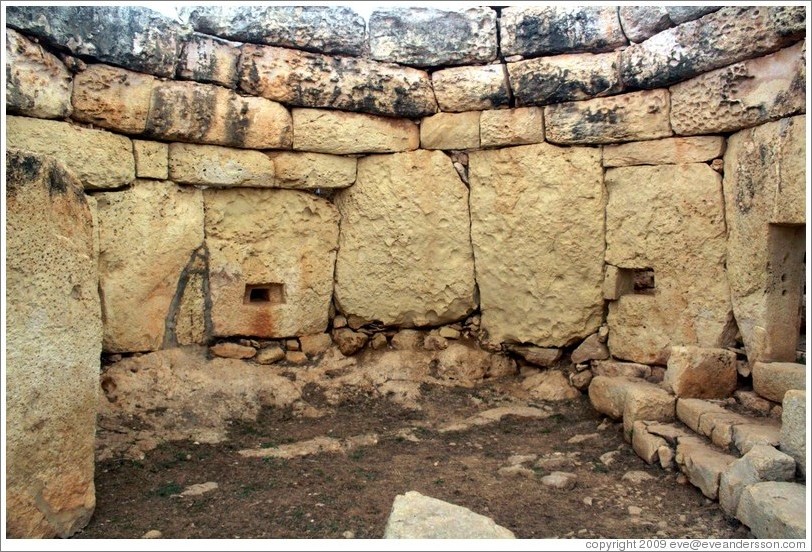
[6,5,187,78]
[269,152,357,189]
[177,32,240,88]
[334,150,476,328]
[508,52,622,106]
[670,41,806,135]
[6,116,134,190]
[184,5,366,56]
[479,107,544,148]
[5,28,72,119]
[618,7,672,44]
[602,136,725,167]
[369,7,497,67]
[168,143,275,187]
[71,64,156,134]
[500,6,627,57]
[205,188,340,338]
[146,80,293,149]
[469,143,604,346]
[620,6,806,90]
[96,181,204,353]
[544,89,671,145]
[239,44,438,118]
[6,150,101,538]
[431,64,510,113]
[292,109,419,154]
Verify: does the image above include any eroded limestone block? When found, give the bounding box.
[469,143,604,346]
[623,384,676,440]
[205,189,339,338]
[500,6,627,57]
[71,64,156,134]
[168,143,275,187]
[508,52,621,106]
[632,421,668,464]
[96,181,204,352]
[676,398,729,434]
[620,6,805,90]
[544,89,671,145]
[146,80,292,149]
[677,438,737,500]
[671,41,806,135]
[5,27,72,119]
[592,360,651,379]
[479,107,544,148]
[6,150,101,537]
[602,136,725,167]
[133,140,169,180]
[431,64,509,112]
[334,150,476,328]
[420,111,480,150]
[665,7,721,25]
[239,44,438,118]
[664,346,738,399]
[6,5,186,77]
[723,116,806,365]
[605,164,734,364]
[780,390,806,476]
[269,152,356,189]
[753,362,806,403]
[184,5,365,56]
[588,376,638,420]
[292,108,419,154]
[369,7,497,67]
[736,482,806,539]
[6,116,134,190]
[618,6,672,43]
[719,445,796,517]
[177,32,240,88]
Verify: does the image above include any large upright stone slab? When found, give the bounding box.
[544,89,671,145]
[469,143,604,346]
[239,45,438,118]
[71,64,156,135]
[5,28,72,119]
[6,5,186,77]
[605,164,735,364]
[5,116,134,190]
[671,41,806,135]
[6,150,101,537]
[369,7,497,67]
[205,189,339,338]
[292,109,419,154]
[620,6,805,90]
[334,150,476,328]
[723,116,806,365]
[96,181,204,352]
[500,6,627,57]
[431,64,510,112]
[184,5,366,56]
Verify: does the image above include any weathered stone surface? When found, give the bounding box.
[602,265,633,301]
[592,360,651,380]
[205,189,339,338]
[177,32,240,88]
[602,136,725,167]
[6,5,186,78]
[146,80,292,149]
[334,150,475,328]
[438,327,461,340]
[545,89,671,145]
[434,343,516,384]
[332,328,368,356]
[255,346,285,365]
[479,107,544,148]
[384,491,514,539]
[391,330,422,351]
[500,6,627,57]
[184,5,365,56]
[724,116,806,365]
[6,116,134,190]
[588,376,638,420]
[133,141,169,180]
[96,181,203,352]
[285,351,309,365]
[169,143,275,187]
[510,345,561,368]
[605,164,734,364]
[5,28,72,119]
[210,342,256,359]
[470,143,604,345]
[420,111,480,150]
[268,152,356,190]
[780,390,806,477]
[522,371,580,402]
[540,472,578,490]
[752,362,805,403]
[664,346,738,399]
[735,390,773,416]
[570,370,593,392]
[699,411,753,449]
[293,109,419,155]
[240,44,438,119]
[665,7,721,25]
[432,64,509,112]
[733,422,781,455]
[6,150,101,538]
[719,445,796,517]
[300,334,333,357]
[623,384,676,440]
[620,6,805,90]
[509,52,621,106]
[677,438,737,500]
[71,64,155,134]
[671,41,805,135]
[632,422,668,464]
[571,334,610,364]
[618,7,672,43]
[676,398,729,434]
[370,7,497,67]
[736,482,806,539]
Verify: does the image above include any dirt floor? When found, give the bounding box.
[76,376,750,540]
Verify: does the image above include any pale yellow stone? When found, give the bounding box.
[431,64,509,112]
[133,140,169,180]
[293,108,419,154]
[71,64,156,134]
[269,151,357,189]
[420,111,481,150]
[480,107,544,148]
[168,143,275,187]
[602,136,726,167]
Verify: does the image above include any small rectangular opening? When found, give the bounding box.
[632,268,655,295]
[244,283,285,305]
